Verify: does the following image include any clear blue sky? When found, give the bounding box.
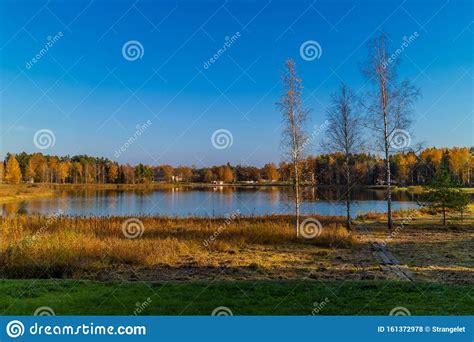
[1,0,472,167]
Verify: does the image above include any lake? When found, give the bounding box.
[0,186,421,217]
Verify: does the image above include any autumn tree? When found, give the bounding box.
[107,162,119,183]
[0,161,4,183]
[5,154,22,184]
[263,163,280,182]
[175,166,194,182]
[218,165,234,183]
[203,169,214,183]
[324,83,363,230]
[160,165,174,182]
[362,34,420,229]
[277,58,310,237]
[57,161,71,183]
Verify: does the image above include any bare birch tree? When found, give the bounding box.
[277,59,309,237]
[362,34,420,229]
[324,83,363,230]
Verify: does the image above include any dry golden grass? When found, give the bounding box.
[0,184,54,204]
[0,214,355,279]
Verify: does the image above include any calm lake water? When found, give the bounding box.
[1,187,421,218]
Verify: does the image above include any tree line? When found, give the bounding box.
[0,147,472,187]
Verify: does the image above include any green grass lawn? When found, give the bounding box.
[0,279,472,315]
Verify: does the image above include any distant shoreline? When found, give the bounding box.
[0,183,472,205]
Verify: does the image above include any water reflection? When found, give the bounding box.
[1,186,421,217]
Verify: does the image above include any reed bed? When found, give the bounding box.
[0,214,354,278]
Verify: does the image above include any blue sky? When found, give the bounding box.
[0,0,472,166]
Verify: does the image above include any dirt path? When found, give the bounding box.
[357,224,414,282]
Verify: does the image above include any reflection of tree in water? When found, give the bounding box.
[1,201,27,215]
[0,187,425,217]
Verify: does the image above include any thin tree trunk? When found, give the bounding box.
[294,164,300,237]
[382,84,393,230]
[345,155,351,230]
[385,148,393,229]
